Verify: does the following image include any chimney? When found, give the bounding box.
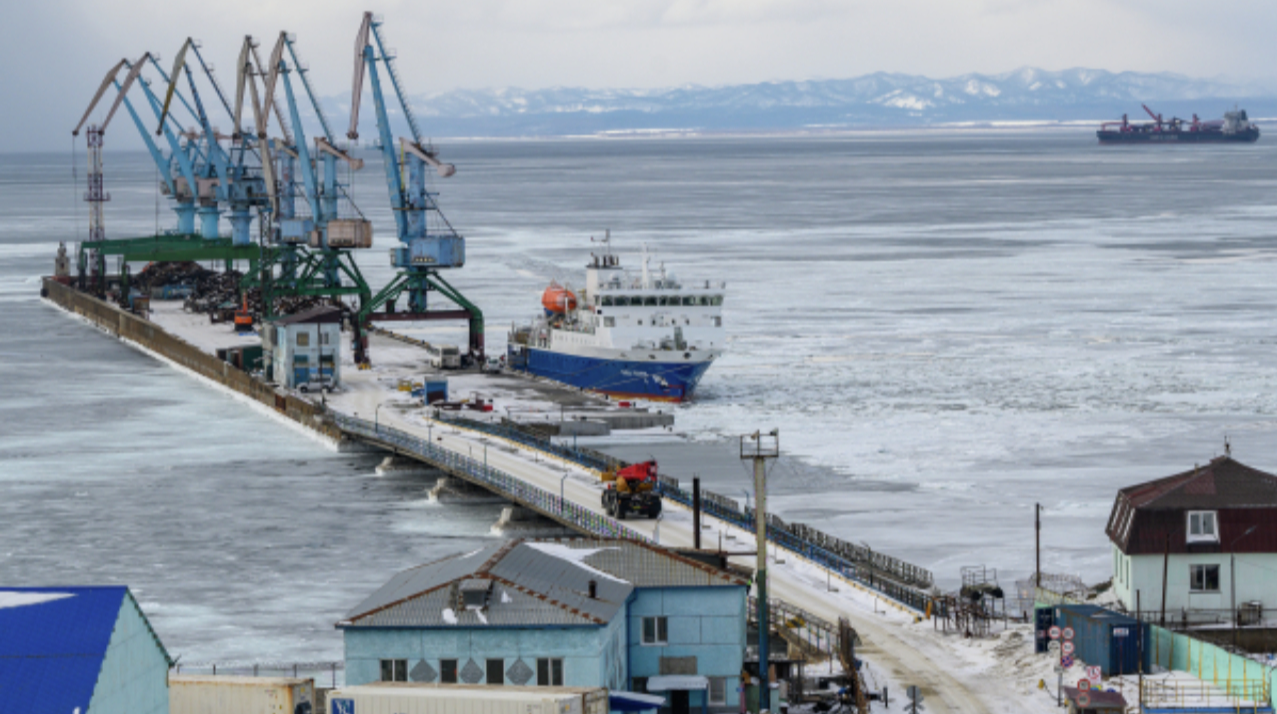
[588,580,598,599]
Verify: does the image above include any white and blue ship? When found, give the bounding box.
[507,237,724,402]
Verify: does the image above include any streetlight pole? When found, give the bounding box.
[1230,525,1258,648]
[741,429,779,714]
[375,403,383,434]
[560,472,570,516]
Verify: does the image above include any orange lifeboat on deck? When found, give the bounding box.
[541,282,578,314]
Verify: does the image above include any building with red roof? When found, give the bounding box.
[1105,453,1277,618]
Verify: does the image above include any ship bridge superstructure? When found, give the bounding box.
[508,239,724,402]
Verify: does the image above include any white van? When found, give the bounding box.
[425,343,462,369]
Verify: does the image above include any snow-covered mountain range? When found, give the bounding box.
[322,68,1277,138]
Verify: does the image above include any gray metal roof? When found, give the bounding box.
[341,539,744,629]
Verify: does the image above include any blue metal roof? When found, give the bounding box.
[0,586,129,713]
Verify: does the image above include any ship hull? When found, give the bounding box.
[507,345,714,402]
[1097,128,1260,144]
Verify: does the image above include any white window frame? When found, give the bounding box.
[1187,511,1219,544]
[708,677,727,705]
[642,616,668,645]
[380,658,407,682]
[1190,563,1220,592]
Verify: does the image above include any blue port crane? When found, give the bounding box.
[347,11,484,365]
[71,51,271,295]
[158,38,273,246]
[230,31,376,319]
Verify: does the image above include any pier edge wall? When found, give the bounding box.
[42,278,346,444]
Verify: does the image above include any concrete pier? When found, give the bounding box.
[375,455,437,476]
[490,505,572,537]
[428,476,504,503]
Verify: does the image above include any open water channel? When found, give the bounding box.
[5,129,1277,664]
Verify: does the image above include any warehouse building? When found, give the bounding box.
[338,539,748,714]
[0,586,171,714]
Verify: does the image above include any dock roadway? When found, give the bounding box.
[332,398,1000,714]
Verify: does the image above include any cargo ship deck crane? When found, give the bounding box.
[347,11,484,365]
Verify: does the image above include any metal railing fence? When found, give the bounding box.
[334,414,649,542]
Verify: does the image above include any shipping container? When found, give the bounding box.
[325,683,609,714]
[169,673,316,714]
[424,379,448,404]
[1052,604,1149,676]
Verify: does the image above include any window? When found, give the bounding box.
[710,295,723,306]
[1190,564,1220,592]
[683,296,697,306]
[486,658,504,685]
[537,658,564,686]
[603,317,615,327]
[380,659,407,682]
[615,296,629,306]
[708,677,727,705]
[320,330,330,345]
[712,317,722,327]
[632,677,649,694]
[1188,511,1219,543]
[642,616,668,645]
[296,331,310,347]
[602,296,614,307]
[440,659,458,684]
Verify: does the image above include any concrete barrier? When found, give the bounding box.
[42,279,347,444]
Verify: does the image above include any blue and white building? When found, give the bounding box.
[338,539,748,713]
[264,304,343,390]
[0,586,171,714]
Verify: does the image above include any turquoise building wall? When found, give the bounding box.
[87,595,170,714]
[343,583,745,708]
[627,587,746,712]
[345,617,627,689]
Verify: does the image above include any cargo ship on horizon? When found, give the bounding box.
[506,234,724,403]
[1097,104,1259,144]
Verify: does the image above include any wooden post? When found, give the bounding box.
[1161,533,1171,628]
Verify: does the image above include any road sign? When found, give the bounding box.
[1078,678,1091,690]
[1078,692,1091,708]
[1049,625,1062,640]
[1086,666,1102,683]
[1062,626,1075,640]
[1062,655,1075,668]
[1053,664,1064,674]
[1048,641,1061,653]
[1062,641,1076,655]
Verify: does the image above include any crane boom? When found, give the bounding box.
[347,13,373,140]
[157,39,195,134]
[74,53,151,136]
[73,59,128,136]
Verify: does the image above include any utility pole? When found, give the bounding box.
[1035,503,1041,589]
[742,429,779,713]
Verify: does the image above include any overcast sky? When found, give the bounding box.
[5,0,1277,151]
